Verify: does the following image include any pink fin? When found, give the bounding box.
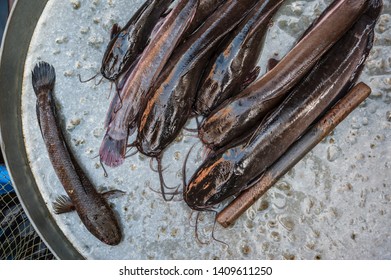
[99,134,127,167]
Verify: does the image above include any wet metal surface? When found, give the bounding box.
[14,0,391,259]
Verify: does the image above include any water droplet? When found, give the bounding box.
[276,181,291,192]
[246,208,256,220]
[79,27,90,35]
[311,229,321,239]
[245,220,254,229]
[283,253,296,260]
[278,216,295,231]
[55,36,69,44]
[70,0,81,9]
[327,145,341,161]
[257,200,269,211]
[130,164,137,171]
[258,226,266,234]
[387,111,391,122]
[272,192,287,209]
[241,244,251,255]
[261,242,270,252]
[92,128,103,138]
[171,228,179,237]
[267,220,278,229]
[270,231,281,242]
[302,197,314,214]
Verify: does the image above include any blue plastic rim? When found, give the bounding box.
[0,164,14,195]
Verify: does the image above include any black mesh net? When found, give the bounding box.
[0,160,56,260]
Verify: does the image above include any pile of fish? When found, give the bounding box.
[32,0,382,245]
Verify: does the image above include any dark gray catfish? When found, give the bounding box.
[101,0,174,81]
[194,0,285,116]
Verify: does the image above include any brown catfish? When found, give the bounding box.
[199,0,369,150]
[100,0,199,167]
[185,0,226,36]
[184,0,381,210]
[101,0,174,81]
[32,62,122,245]
[194,0,285,116]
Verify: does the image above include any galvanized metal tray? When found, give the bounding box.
[1,0,390,260]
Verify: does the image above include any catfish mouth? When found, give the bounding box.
[101,58,119,81]
[184,154,237,211]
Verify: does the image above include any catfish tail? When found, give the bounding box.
[99,134,127,167]
[31,61,56,95]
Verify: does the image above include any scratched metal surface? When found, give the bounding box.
[20,0,391,259]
